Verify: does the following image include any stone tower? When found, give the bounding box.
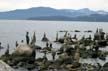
[74,43,80,63]
[56,32,59,42]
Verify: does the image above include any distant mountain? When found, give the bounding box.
[0,7,73,19]
[97,10,108,15]
[28,14,108,22]
[28,16,72,21]
[0,7,108,22]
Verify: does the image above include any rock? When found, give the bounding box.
[80,63,98,71]
[43,47,51,52]
[26,64,36,70]
[84,30,92,33]
[31,45,42,50]
[15,44,35,56]
[99,55,106,61]
[41,33,49,42]
[10,44,36,64]
[103,62,108,68]
[0,60,14,71]
[74,30,80,32]
[17,62,24,67]
[42,38,49,42]
[58,38,64,43]
[101,62,108,71]
[66,62,81,71]
[98,40,107,47]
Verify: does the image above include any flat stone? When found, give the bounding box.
[0,60,14,71]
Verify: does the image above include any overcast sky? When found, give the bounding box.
[0,0,108,12]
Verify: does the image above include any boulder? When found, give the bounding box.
[15,44,34,56]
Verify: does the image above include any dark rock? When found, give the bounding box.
[41,33,49,42]
[74,30,80,32]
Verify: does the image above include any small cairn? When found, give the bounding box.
[55,32,59,42]
[26,31,30,45]
[41,32,49,42]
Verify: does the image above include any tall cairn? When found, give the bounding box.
[5,44,10,56]
[64,31,68,44]
[74,42,80,63]
[26,31,30,45]
[31,32,36,45]
[56,32,59,42]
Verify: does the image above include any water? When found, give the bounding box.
[0,20,108,70]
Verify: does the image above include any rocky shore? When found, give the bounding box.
[0,28,108,71]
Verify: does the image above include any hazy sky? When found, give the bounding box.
[0,0,108,12]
